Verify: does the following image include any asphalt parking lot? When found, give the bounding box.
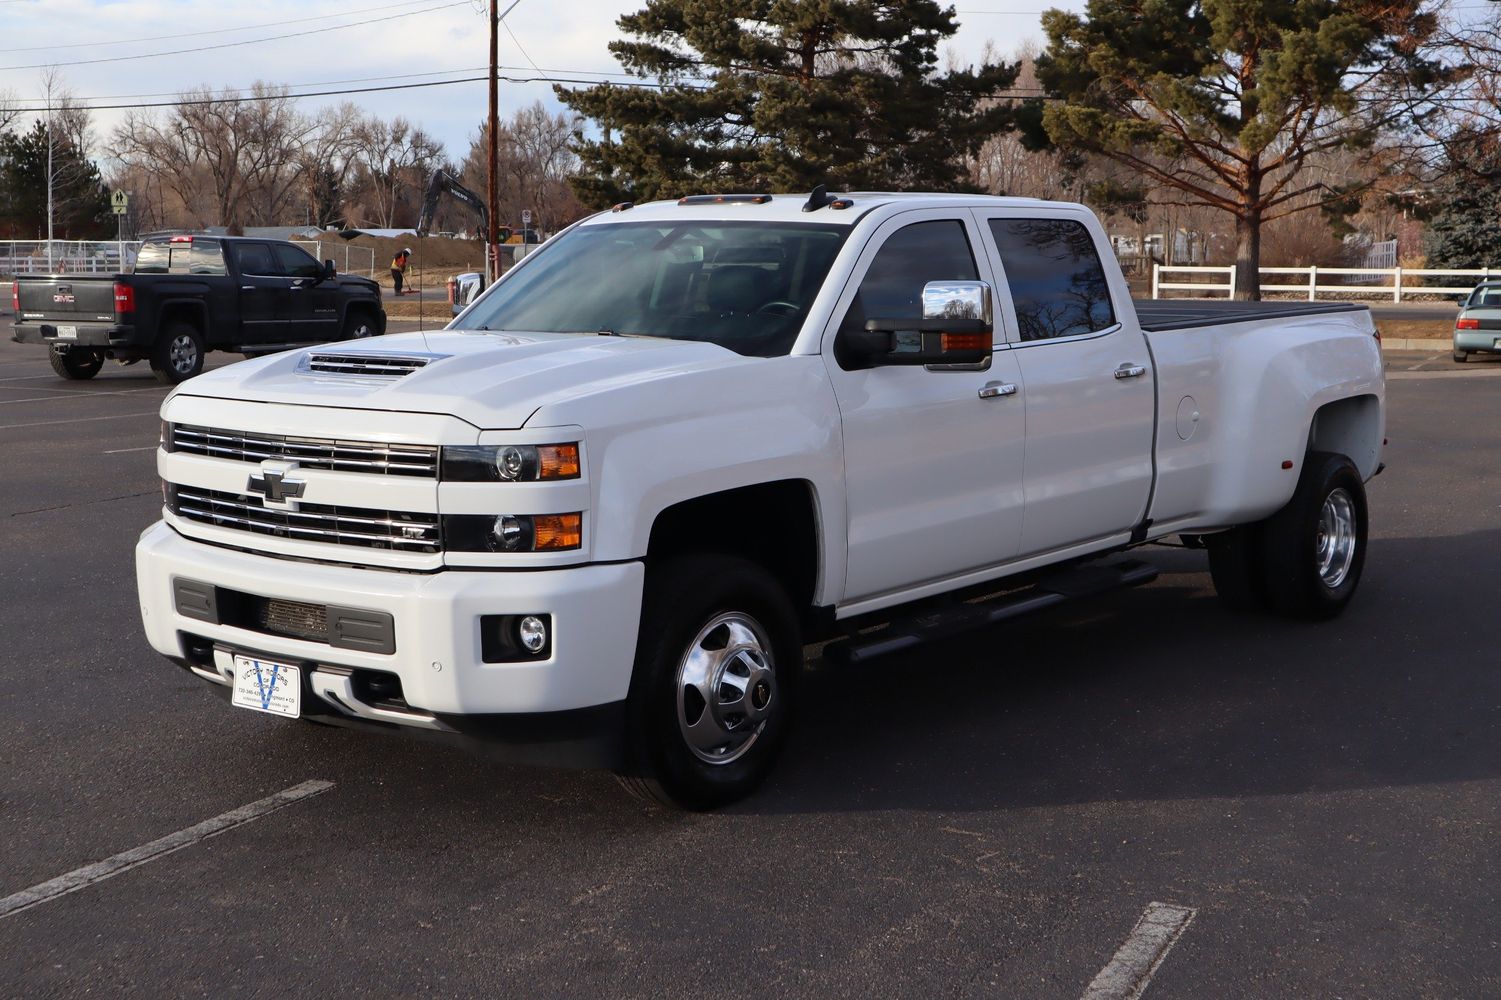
[2,317,1500,999]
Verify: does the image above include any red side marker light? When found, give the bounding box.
[1281,460,1294,470]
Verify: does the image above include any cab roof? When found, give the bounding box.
[581,191,1074,228]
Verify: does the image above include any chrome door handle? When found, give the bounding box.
[978,381,1018,399]
[1114,364,1147,379]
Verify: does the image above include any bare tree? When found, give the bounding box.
[349,116,443,228]
[460,102,585,234]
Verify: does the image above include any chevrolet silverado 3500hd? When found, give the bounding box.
[136,191,1385,808]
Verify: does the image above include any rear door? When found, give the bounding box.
[227,242,288,345]
[273,243,341,342]
[976,211,1156,556]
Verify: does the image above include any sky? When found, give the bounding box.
[0,0,1072,165]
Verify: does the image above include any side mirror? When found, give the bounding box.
[323,260,337,280]
[847,280,994,366]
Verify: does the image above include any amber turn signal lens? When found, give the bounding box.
[532,513,582,550]
[941,332,989,351]
[537,444,581,480]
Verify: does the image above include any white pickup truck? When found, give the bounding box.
[136,191,1385,808]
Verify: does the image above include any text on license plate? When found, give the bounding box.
[56,325,77,339]
[231,655,301,718]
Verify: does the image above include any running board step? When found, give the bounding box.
[824,559,1158,666]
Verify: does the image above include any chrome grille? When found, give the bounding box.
[169,485,441,552]
[171,425,437,477]
[302,352,435,377]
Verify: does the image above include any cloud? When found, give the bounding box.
[0,0,1057,162]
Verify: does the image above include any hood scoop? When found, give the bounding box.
[298,351,448,380]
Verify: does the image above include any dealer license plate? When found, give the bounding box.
[231,655,301,718]
[56,325,77,339]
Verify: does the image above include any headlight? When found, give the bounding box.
[442,513,582,552]
[441,444,580,482]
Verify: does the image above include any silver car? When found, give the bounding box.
[1455,281,1501,362]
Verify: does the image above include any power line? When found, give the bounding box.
[6,73,686,115]
[2,0,450,52]
[0,1,473,72]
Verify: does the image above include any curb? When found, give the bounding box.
[1382,338,1452,351]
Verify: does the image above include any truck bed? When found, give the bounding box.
[1133,299,1366,332]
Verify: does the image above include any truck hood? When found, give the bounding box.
[172,329,753,430]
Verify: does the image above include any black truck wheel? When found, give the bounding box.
[49,348,104,380]
[616,554,800,810]
[150,323,206,384]
[1259,452,1368,620]
[341,310,377,340]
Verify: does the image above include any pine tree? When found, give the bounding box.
[1027,0,1444,299]
[1423,140,1501,269]
[556,0,1018,205]
[0,119,111,240]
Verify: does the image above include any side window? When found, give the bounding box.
[188,242,227,276]
[233,243,280,277]
[841,220,979,333]
[988,218,1115,341]
[274,244,322,280]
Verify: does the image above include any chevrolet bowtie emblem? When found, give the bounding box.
[248,469,306,504]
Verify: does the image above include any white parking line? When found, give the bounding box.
[0,386,168,405]
[102,445,158,454]
[0,409,161,430]
[0,780,333,920]
[1080,902,1197,1000]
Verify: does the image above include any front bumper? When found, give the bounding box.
[136,521,644,756]
[1454,330,1501,353]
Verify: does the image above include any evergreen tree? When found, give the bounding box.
[557,0,1018,205]
[0,119,112,240]
[1423,138,1501,269]
[1027,0,1445,298]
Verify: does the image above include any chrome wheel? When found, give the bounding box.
[169,333,198,374]
[1316,487,1358,588]
[676,612,777,765]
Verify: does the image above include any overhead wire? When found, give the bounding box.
[2,0,449,52]
[0,0,474,72]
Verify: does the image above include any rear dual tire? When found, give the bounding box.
[1209,452,1367,620]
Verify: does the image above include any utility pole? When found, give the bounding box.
[487,0,499,282]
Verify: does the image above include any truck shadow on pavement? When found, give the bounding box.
[746,530,1499,816]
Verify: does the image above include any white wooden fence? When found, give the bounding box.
[1152,263,1499,302]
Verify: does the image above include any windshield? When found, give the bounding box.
[459,220,849,357]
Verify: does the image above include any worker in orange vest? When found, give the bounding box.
[390,248,411,295]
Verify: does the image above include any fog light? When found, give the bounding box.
[517,615,548,653]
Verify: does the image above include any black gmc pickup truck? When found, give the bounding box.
[11,235,386,383]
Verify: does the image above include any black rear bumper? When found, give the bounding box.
[14,321,147,354]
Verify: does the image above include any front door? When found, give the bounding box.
[274,243,341,342]
[978,212,1156,556]
[823,212,1028,607]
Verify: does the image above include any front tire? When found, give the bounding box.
[49,348,104,380]
[1260,452,1368,620]
[150,323,205,384]
[617,555,800,810]
[341,310,377,340]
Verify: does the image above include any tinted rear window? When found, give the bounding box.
[989,219,1115,341]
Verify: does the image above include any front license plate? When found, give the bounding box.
[231,656,301,718]
[56,325,77,339]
